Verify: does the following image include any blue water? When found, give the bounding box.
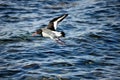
[0,0,120,80]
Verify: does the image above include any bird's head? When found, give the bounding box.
[32,29,42,36]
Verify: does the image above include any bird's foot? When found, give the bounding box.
[55,38,65,45]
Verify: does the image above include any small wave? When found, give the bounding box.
[0,69,21,77]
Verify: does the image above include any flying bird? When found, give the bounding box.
[32,14,68,45]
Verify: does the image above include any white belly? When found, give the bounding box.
[42,28,62,39]
[42,32,50,38]
[52,31,62,37]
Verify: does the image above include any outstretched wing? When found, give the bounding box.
[47,14,68,31]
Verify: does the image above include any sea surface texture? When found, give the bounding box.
[0,0,120,80]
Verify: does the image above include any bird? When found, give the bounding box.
[32,14,68,45]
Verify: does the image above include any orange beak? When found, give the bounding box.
[32,32,37,36]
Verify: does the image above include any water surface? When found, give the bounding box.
[0,0,120,80]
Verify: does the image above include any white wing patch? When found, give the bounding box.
[53,21,57,30]
[53,15,66,30]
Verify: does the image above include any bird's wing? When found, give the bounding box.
[47,14,68,31]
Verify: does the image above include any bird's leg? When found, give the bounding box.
[55,38,65,45]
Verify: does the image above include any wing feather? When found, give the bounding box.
[47,14,68,31]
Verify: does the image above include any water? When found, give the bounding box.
[0,0,120,80]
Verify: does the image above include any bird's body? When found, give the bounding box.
[32,14,68,45]
[41,28,64,39]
